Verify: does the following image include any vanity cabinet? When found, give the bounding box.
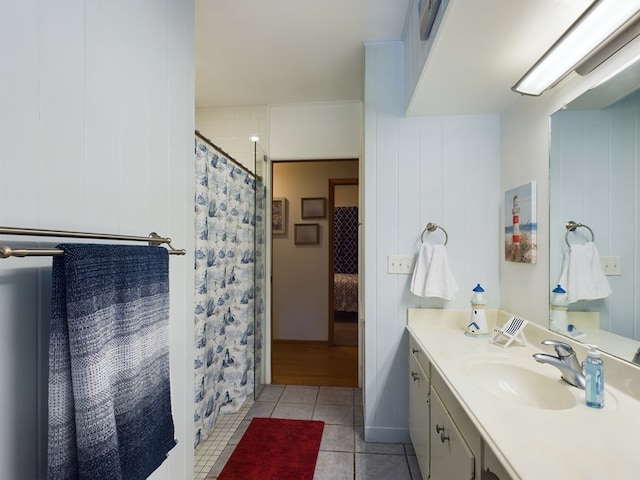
[408,337,430,477]
[409,330,513,480]
[409,336,476,479]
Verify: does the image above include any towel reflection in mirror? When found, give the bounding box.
[559,242,611,304]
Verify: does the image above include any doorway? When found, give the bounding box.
[270,160,359,387]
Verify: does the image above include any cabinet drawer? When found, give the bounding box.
[409,332,431,378]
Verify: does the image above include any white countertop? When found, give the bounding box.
[407,308,640,480]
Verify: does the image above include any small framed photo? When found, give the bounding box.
[272,197,287,235]
[294,223,320,245]
[301,197,327,219]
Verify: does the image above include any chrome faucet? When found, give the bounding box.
[633,348,640,366]
[532,339,586,389]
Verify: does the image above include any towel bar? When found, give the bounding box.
[0,226,186,258]
[565,220,594,247]
[420,222,449,245]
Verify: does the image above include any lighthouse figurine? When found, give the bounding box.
[466,284,490,337]
[550,284,569,333]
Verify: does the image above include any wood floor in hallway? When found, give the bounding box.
[271,342,358,387]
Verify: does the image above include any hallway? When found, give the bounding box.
[271,342,358,387]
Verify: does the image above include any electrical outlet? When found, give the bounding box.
[601,256,621,276]
[388,255,414,274]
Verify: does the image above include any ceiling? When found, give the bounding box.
[195,0,594,115]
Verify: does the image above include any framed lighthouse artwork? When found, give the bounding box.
[505,181,537,264]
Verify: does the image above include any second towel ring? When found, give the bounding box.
[565,220,595,247]
[420,222,448,245]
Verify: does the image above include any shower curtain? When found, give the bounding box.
[194,136,256,447]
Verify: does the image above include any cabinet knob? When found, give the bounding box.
[411,348,419,354]
[435,424,445,433]
[411,371,420,381]
[440,432,450,443]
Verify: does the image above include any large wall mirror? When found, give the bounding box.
[549,58,640,364]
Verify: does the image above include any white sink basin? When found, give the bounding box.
[463,358,578,410]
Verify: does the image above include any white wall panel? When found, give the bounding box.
[398,118,423,286]
[363,42,500,443]
[419,117,444,217]
[39,0,86,230]
[0,1,195,479]
[270,101,362,160]
[119,0,153,232]
[0,2,39,225]
[85,0,121,231]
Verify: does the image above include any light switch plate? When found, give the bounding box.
[388,255,414,274]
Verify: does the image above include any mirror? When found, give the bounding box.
[549,58,640,364]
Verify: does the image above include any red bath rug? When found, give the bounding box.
[217,417,324,480]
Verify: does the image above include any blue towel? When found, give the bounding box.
[48,244,177,480]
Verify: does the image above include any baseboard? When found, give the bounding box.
[364,425,411,444]
[272,339,329,346]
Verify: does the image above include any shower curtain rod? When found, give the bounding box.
[0,226,187,258]
[195,130,257,178]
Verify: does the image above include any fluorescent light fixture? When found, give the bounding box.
[588,51,640,92]
[512,0,640,96]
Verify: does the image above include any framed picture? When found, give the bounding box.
[272,197,286,235]
[418,0,441,41]
[504,181,537,264]
[294,223,320,245]
[301,197,327,219]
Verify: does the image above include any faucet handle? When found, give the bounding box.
[541,339,575,357]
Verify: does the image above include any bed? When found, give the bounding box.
[334,273,358,313]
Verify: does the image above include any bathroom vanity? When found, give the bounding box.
[407,308,640,480]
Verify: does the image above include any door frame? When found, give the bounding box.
[328,178,359,346]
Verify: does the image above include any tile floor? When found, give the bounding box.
[194,385,423,480]
[194,399,254,479]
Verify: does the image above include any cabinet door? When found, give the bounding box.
[430,387,475,480]
[409,354,430,478]
[482,441,513,480]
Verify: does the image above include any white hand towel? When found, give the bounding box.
[410,243,458,301]
[558,242,611,303]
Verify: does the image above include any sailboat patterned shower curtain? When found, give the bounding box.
[194,137,256,447]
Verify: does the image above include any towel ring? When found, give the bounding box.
[420,222,448,245]
[565,220,595,247]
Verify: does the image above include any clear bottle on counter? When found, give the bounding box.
[584,345,604,409]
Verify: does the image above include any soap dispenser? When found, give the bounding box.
[550,284,569,333]
[584,345,604,409]
[466,284,489,337]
